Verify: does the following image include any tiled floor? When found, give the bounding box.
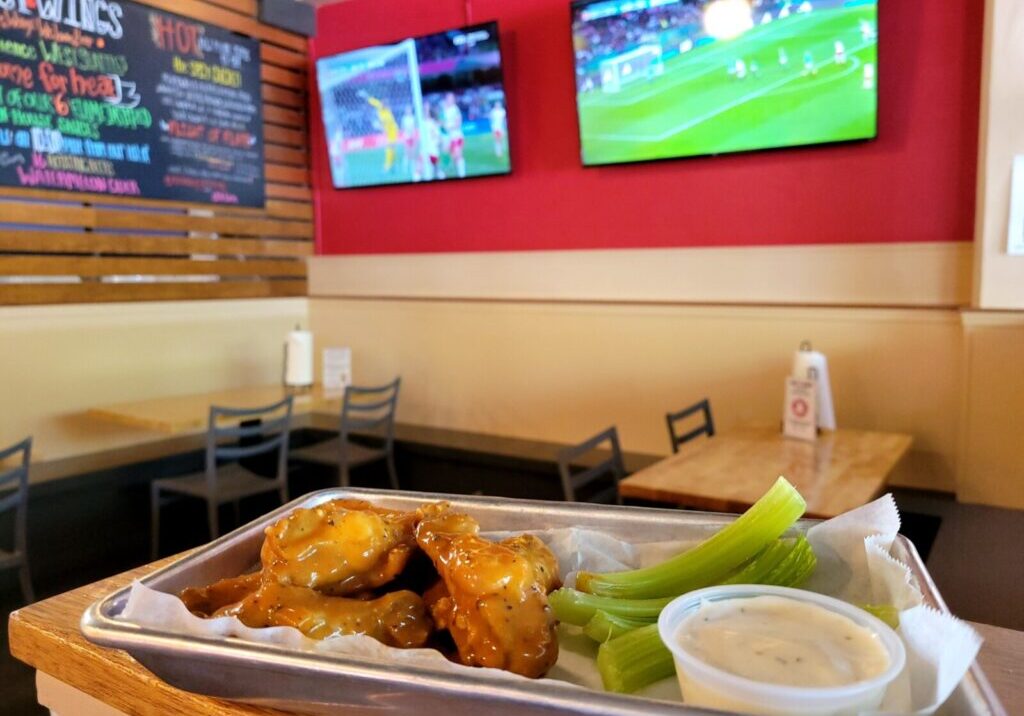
[2,490,1022,715]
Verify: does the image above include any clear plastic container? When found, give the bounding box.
[657,585,906,716]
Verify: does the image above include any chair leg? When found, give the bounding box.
[150,484,161,562]
[278,485,289,506]
[19,560,34,605]
[386,453,399,490]
[339,463,350,488]
[207,500,220,541]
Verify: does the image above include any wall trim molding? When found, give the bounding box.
[960,309,1024,328]
[309,243,972,308]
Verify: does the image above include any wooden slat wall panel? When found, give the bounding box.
[263,84,304,109]
[265,144,308,167]
[0,257,308,277]
[0,232,313,257]
[0,0,312,306]
[0,281,308,305]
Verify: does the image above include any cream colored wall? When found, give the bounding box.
[0,298,308,461]
[973,0,1024,309]
[309,296,962,493]
[957,312,1024,509]
[310,243,972,307]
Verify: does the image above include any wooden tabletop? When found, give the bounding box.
[8,556,287,716]
[7,559,1019,715]
[620,425,913,518]
[87,385,343,435]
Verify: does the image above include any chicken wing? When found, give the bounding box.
[179,572,262,617]
[215,581,434,648]
[415,508,561,678]
[260,498,419,595]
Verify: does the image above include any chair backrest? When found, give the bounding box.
[556,427,625,505]
[666,398,715,454]
[205,397,294,492]
[0,437,31,555]
[339,377,401,450]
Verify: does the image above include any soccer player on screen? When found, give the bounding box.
[328,126,345,185]
[400,106,420,180]
[489,101,507,158]
[802,50,817,76]
[442,92,466,178]
[834,40,847,65]
[362,92,399,174]
[863,62,875,90]
[422,105,444,180]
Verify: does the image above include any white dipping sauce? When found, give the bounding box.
[674,595,891,688]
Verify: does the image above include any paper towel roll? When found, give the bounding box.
[285,329,314,387]
[792,342,836,430]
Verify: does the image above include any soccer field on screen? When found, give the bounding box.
[576,3,878,166]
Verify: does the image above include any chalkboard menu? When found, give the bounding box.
[0,0,265,207]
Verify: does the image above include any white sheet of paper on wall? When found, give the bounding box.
[322,347,351,396]
[1008,155,1024,255]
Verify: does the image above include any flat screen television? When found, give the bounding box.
[316,22,511,189]
[570,0,878,166]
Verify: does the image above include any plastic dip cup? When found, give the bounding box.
[657,585,906,716]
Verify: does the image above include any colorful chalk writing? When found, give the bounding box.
[0,0,263,206]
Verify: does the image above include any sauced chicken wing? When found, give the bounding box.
[180,572,262,617]
[215,581,433,648]
[260,499,418,595]
[216,581,432,651]
[415,508,561,678]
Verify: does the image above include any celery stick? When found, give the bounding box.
[722,537,795,585]
[596,624,675,693]
[782,541,817,588]
[583,611,652,643]
[549,588,671,626]
[761,534,811,586]
[577,477,807,598]
[861,604,900,629]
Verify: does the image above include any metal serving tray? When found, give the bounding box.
[82,488,1006,716]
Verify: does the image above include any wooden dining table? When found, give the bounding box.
[87,384,344,435]
[619,424,913,518]
[7,556,1020,715]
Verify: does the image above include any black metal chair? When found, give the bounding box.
[666,398,715,453]
[0,437,33,604]
[291,378,401,489]
[151,397,293,560]
[556,427,626,505]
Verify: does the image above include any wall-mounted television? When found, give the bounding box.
[316,22,511,189]
[570,0,878,166]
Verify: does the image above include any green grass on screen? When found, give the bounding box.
[577,4,878,165]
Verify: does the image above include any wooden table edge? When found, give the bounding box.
[619,428,916,518]
[7,556,1020,715]
[85,406,202,435]
[7,555,286,715]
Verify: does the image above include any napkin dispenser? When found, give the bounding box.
[283,326,314,389]
[792,340,836,430]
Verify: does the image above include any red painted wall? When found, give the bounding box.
[309,1,982,254]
